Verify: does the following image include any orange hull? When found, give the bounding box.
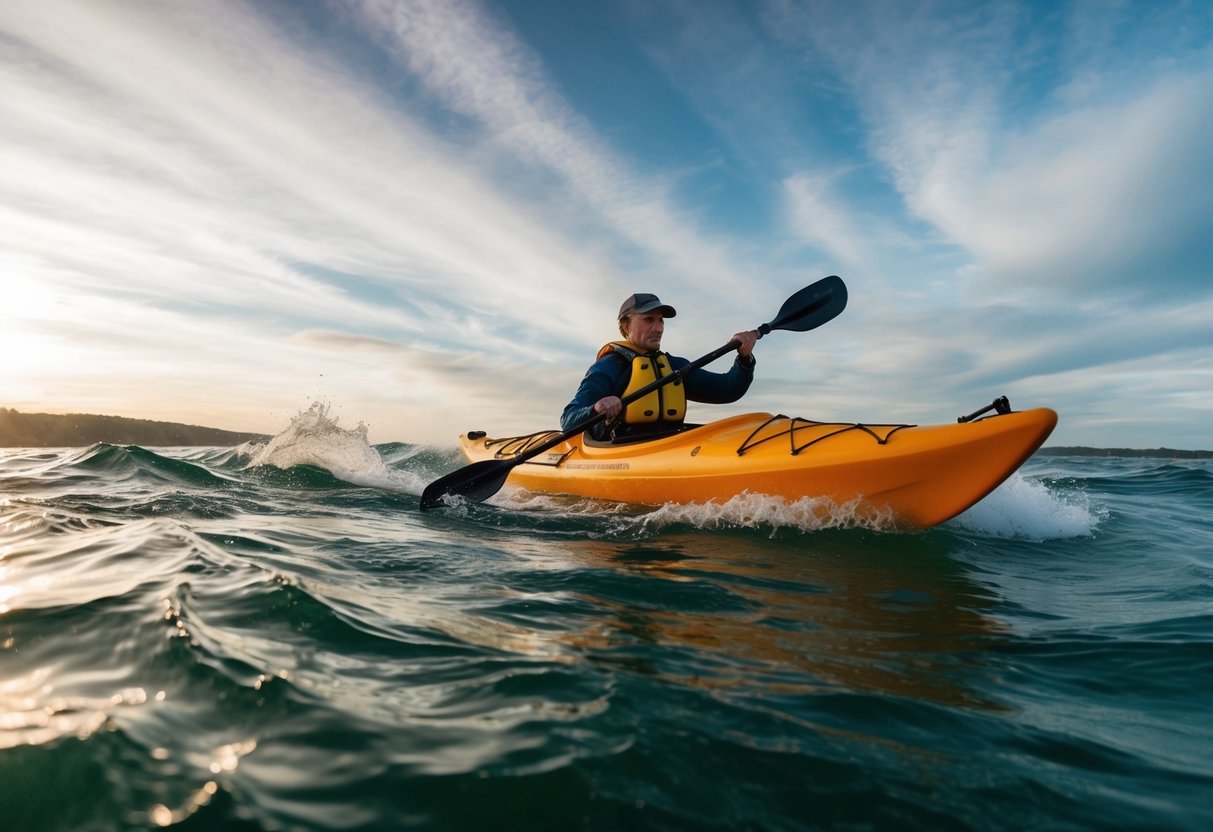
[459,408,1058,530]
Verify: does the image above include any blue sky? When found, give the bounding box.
[3,0,1211,448]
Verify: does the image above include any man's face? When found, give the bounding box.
[625,312,665,352]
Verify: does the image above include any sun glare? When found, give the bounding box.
[0,274,83,404]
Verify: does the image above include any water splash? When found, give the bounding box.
[950,472,1103,540]
[246,402,420,492]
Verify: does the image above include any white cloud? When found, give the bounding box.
[782,172,873,272]
[971,70,1213,293]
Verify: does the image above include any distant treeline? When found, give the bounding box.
[0,408,268,447]
[1037,446,1212,459]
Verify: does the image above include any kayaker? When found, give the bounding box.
[561,292,758,441]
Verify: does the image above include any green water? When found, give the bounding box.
[2,434,1211,831]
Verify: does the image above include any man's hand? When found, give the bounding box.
[593,396,623,418]
[732,330,758,358]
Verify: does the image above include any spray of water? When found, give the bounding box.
[246,402,422,492]
[949,472,1103,540]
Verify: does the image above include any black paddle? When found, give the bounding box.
[419,275,848,510]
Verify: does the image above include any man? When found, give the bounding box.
[561,292,758,441]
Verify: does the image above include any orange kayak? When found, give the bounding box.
[457,408,1058,530]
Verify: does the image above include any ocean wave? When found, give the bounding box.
[4,421,1213,831]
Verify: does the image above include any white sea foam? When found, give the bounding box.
[624,491,895,535]
[497,474,1101,539]
[493,487,895,534]
[949,472,1103,540]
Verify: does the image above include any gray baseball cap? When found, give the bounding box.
[618,293,677,320]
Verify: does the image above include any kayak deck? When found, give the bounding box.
[459,408,1058,530]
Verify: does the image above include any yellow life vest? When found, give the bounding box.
[596,342,687,424]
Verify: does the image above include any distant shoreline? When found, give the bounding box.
[0,408,268,448]
[2,408,1209,455]
[1034,446,1212,459]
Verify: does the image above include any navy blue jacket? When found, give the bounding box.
[561,349,755,439]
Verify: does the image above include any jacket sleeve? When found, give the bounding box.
[561,354,628,434]
[676,354,755,404]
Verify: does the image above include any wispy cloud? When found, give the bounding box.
[772,0,1213,297]
[972,70,1213,296]
[350,0,772,306]
[2,0,1211,447]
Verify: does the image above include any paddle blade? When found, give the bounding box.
[762,275,847,334]
[419,458,516,510]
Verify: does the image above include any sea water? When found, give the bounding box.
[2,404,1211,830]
